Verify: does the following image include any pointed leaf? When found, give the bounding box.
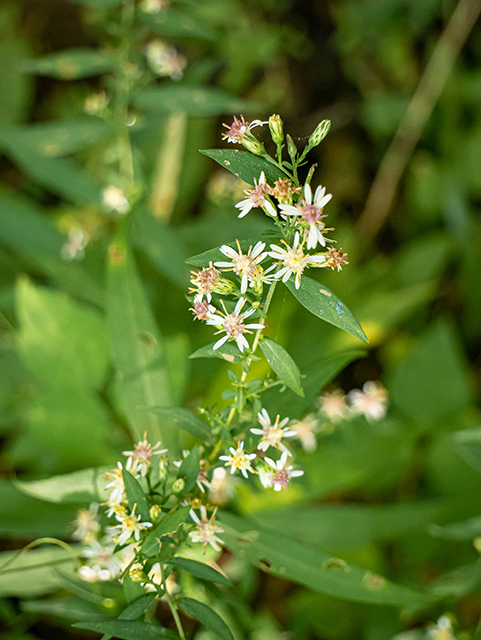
[121,469,151,524]
[284,277,368,343]
[148,407,211,441]
[189,342,243,364]
[135,86,256,117]
[219,512,437,608]
[170,557,231,586]
[107,227,177,451]
[201,149,288,187]
[176,447,200,494]
[179,598,233,640]
[141,506,191,556]
[21,48,117,79]
[73,620,177,640]
[259,337,304,397]
[15,467,109,504]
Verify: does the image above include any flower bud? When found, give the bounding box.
[150,504,162,522]
[213,278,236,295]
[130,568,148,583]
[241,133,265,156]
[268,114,284,145]
[172,478,185,493]
[308,119,331,148]
[286,134,297,161]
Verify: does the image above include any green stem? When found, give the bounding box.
[161,564,186,640]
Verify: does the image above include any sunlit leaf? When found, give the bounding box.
[122,469,151,523]
[201,148,288,187]
[179,597,233,640]
[284,277,368,343]
[15,467,109,504]
[259,337,304,397]
[170,557,231,586]
[141,506,191,557]
[148,407,211,441]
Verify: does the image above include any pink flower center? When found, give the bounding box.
[272,469,290,490]
[300,203,325,225]
[223,313,246,338]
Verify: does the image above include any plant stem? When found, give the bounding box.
[161,564,186,640]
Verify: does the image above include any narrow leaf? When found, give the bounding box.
[148,407,211,441]
[285,277,368,343]
[170,557,231,586]
[73,620,177,640]
[21,48,116,79]
[135,86,256,117]
[141,506,191,556]
[200,149,288,187]
[15,467,109,504]
[179,598,233,640]
[189,342,243,364]
[177,447,200,494]
[121,469,151,523]
[259,337,304,397]
[118,593,157,620]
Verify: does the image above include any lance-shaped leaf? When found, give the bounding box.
[259,337,304,397]
[135,86,256,117]
[201,149,288,188]
[141,505,191,556]
[189,342,243,364]
[73,620,177,640]
[179,598,233,640]
[148,407,211,441]
[106,227,177,452]
[170,557,232,586]
[21,48,117,79]
[15,467,109,504]
[285,277,368,343]
[176,447,200,494]
[218,511,437,608]
[122,469,151,524]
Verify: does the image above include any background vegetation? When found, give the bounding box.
[1,0,481,638]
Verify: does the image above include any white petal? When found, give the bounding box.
[264,201,277,217]
[304,183,312,204]
[213,335,229,350]
[234,297,245,314]
[252,241,266,258]
[278,204,298,216]
[220,245,238,259]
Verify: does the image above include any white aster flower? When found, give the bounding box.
[145,40,186,80]
[102,185,130,214]
[81,539,123,580]
[318,389,351,422]
[219,441,256,478]
[109,505,153,546]
[215,240,268,293]
[61,227,88,262]
[221,115,268,144]
[72,502,100,544]
[427,615,456,640]
[104,461,131,507]
[348,381,388,422]
[208,467,238,505]
[123,432,167,477]
[251,408,296,455]
[257,466,274,488]
[279,183,333,249]
[291,414,319,452]
[206,297,264,353]
[189,262,222,303]
[268,232,325,289]
[264,451,304,492]
[189,505,224,552]
[235,172,277,219]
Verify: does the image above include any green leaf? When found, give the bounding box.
[140,10,218,40]
[106,226,177,451]
[73,620,178,640]
[122,469,151,524]
[135,86,256,117]
[453,426,481,474]
[176,447,200,494]
[218,512,437,608]
[15,467,109,504]
[122,573,146,604]
[118,593,156,619]
[148,407,211,441]
[189,342,243,363]
[141,506,191,557]
[259,337,304,397]
[200,148,288,187]
[170,557,232,586]
[179,598,233,640]
[0,119,110,158]
[284,277,368,343]
[21,48,117,79]
[0,546,77,597]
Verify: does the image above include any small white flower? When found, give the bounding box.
[102,185,130,214]
[188,505,224,552]
[206,297,264,353]
[264,451,304,492]
[104,461,131,507]
[72,502,100,544]
[123,432,167,477]
[81,539,123,580]
[145,40,186,80]
[348,381,388,422]
[257,466,274,488]
[61,228,88,262]
[279,183,333,249]
[219,441,256,478]
[251,408,296,454]
[215,240,268,293]
[235,172,277,219]
[189,262,222,303]
[291,414,319,452]
[208,467,238,505]
[268,232,325,289]
[427,615,456,640]
[221,116,268,144]
[318,389,351,422]
[109,505,153,546]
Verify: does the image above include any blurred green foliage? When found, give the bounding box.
[0,0,480,639]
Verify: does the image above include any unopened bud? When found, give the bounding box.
[213,278,236,295]
[172,478,185,493]
[286,134,297,161]
[308,119,330,148]
[241,133,265,156]
[150,504,162,522]
[269,114,284,145]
